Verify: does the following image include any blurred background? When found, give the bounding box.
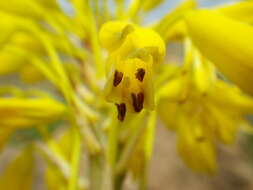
[1,0,253,189]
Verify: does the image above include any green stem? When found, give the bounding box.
[68,126,82,190]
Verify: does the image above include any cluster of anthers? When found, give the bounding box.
[99,21,165,121]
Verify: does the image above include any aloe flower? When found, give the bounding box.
[158,53,253,173]
[185,10,253,96]
[100,21,165,120]
[0,0,253,189]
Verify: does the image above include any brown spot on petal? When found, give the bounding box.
[131,92,144,112]
[116,103,126,121]
[113,70,123,87]
[135,68,145,82]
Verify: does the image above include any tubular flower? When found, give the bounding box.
[158,59,253,173]
[0,52,25,75]
[184,10,253,96]
[100,21,165,121]
[0,97,67,128]
[218,1,253,24]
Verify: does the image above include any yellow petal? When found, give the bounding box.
[10,32,45,54]
[208,81,253,114]
[0,0,58,19]
[192,51,216,93]
[185,10,253,96]
[155,0,197,38]
[177,115,217,174]
[157,76,184,101]
[158,100,180,130]
[20,64,45,84]
[115,27,166,64]
[0,53,25,75]
[218,1,253,24]
[207,103,238,144]
[0,97,67,128]
[99,21,135,52]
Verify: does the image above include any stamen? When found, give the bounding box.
[113,70,123,87]
[131,92,144,112]
[135,68,145,82]
[116,103,126,121]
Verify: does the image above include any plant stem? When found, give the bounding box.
[68,126,82,190]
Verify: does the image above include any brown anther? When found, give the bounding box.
[113,70,123,87]
[116,103,126,121]
[131,92,144,112]
[135,68,145,82]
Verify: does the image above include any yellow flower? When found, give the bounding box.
[19,64,45,84]
[9,32,45,54]
[0,97,67,128]
[100,21,165,121]
[184,10,253,96]
[0,52,25,75]
[0,0,59,19]
[218,1,253,24]
[158,56,253,173]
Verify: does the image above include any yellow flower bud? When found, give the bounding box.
[0,53,25,75]
[20,64,45,84]
[218,1,253,24]
[10,32,45,54]
[0,97,67,128]
[185,10,253,96]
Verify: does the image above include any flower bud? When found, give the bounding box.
[185,10,253,96]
